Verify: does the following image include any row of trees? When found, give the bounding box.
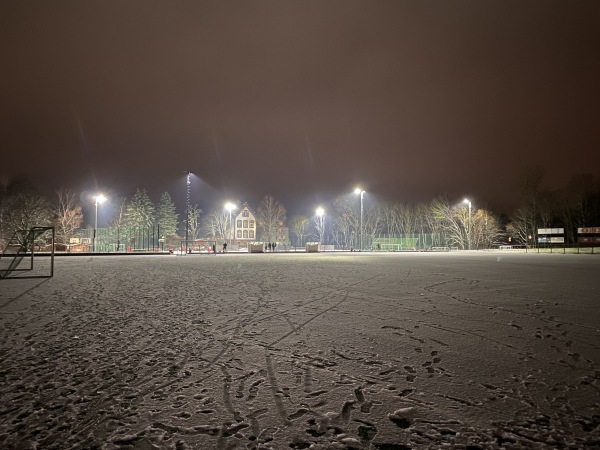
[506,168,600,245]
[287,168,599,249]
[0,177,82,248]
[0,177,182,250]
[0,178,289,250]
[1,168,599,251]
[286,196,502,250]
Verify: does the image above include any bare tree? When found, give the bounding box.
[2,177,53,244]
[110,196,128,251]
[471,209,503,249]
[415,202,438,248]
[428,199,501,249]
[313,213,325,244]
[429,198,467,249]
[397,203,417,237]
[382,202,416,237]
[514,166,553,247]
[333,212,354,249]
[289,215,309,247]
[381,201,399,237]
[506,207,529,245]
[188,205,203,240]
[257,195,286,242]
[556,174,599,244]
[363,201,385,249]
[203,208,227,242]
[54,187,83,248]
[332,195,360,248]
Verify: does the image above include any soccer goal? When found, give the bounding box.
[0,227,55,279]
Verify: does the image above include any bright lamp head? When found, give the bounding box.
[94,194,107,204]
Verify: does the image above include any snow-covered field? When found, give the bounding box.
[1,252,599,449]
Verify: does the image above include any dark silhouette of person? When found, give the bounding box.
[272,242,277,252]
[223,242,227,253]
[212,244,216,254]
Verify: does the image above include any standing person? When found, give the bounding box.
[223,242,227,253]
[212,244,216,254]
[268,242,272,252]
[272,242,277,252]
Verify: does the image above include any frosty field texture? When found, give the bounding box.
[1,251,599,449]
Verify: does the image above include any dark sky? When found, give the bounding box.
[2,1,599,216]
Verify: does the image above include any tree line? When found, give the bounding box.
[0,168,598,251]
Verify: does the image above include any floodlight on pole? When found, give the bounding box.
[354,188,365,250]
[185,171,191,253]
[316,207,325,244]
[463,198,472,250]
[225,202,237,246]
[93,194,107,253]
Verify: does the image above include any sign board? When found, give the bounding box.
[69,237,80,244]
[578,236,600,244]
[538,228,564,235]
[538,236,565,244]
[578,227,600,234]
[248,243,264,253]
[306,243,320,253]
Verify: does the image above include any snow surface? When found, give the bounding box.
[0,251,599,449]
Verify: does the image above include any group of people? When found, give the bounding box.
[265,242,277,252]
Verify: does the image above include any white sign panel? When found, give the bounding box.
[578,227,600,234]
[537,228,564,235]
[550,237,565,243]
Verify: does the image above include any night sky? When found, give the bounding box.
[2,1,599,216]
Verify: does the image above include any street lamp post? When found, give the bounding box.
[463,198,472,250]
[316,207,325,244]
[354,188,365,250]
[185,171,191,253]
[93,194,106,253]
[225,202,237,247]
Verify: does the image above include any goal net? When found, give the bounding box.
[0,227,55,279]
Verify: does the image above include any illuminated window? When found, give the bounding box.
[249,220,254,228]
[242,210,249,217]
[249,230,254,239]
[243,220,248,228]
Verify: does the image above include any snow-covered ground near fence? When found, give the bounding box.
[0,252,599,449]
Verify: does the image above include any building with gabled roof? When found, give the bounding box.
[234,203,257,242]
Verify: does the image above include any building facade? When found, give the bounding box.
[234,203,257,241]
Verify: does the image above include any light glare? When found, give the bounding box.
[94,194,107,204]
